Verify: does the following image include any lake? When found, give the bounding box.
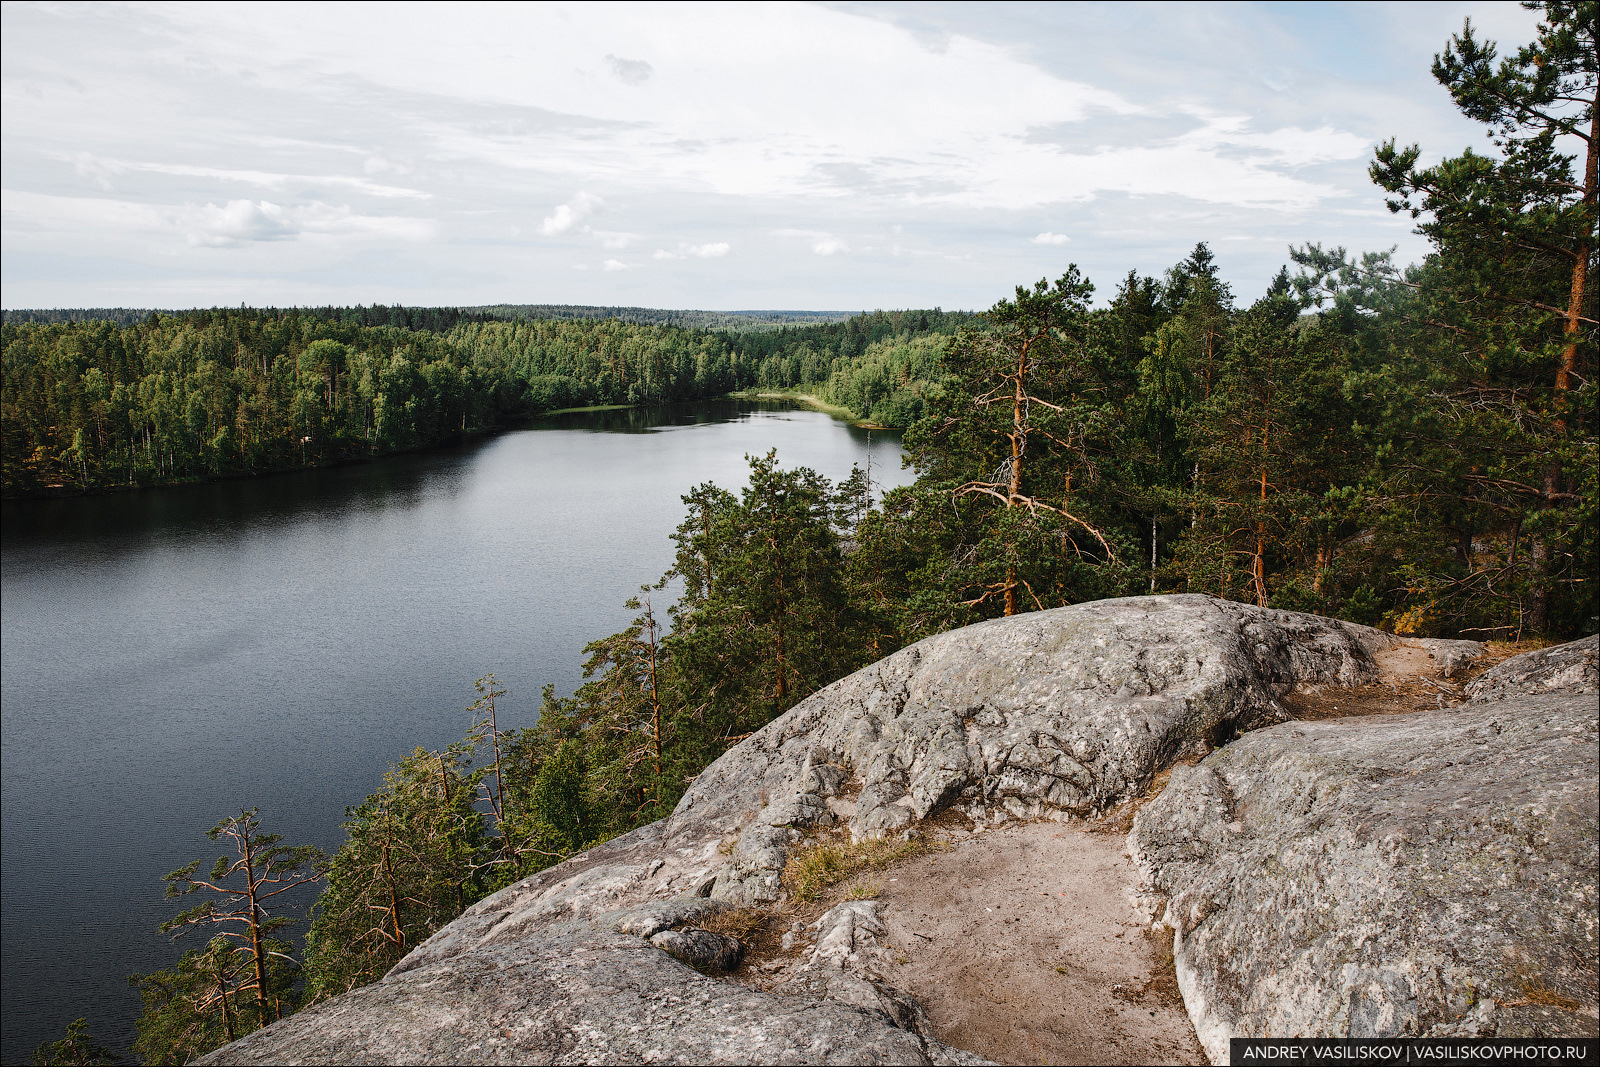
[0,399,912,1063]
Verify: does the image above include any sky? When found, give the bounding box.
[0,1,1548,312]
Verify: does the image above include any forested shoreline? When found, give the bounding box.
[0,305,966,497]
[20,6,1597,1062]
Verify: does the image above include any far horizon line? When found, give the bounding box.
[0,303,926,315]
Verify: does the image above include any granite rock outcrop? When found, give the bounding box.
[197,597,1597,1065]
[1131,638,1599,1062]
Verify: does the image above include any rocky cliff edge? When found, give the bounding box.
[199,595,1598,1065]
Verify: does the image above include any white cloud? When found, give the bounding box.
[605,54,652,86]
[1173,114,1371,167]
[1032,232,1071,246]
[249,4,1358,212]
[116,159,429,199]
[592,229,636,249]
[773,229,849,256]
[653,241,729,260]
[2,0,1534,307]
[124,3,1155,211]
[601,258,630,271]
[73,151,125,190]
[187,199,293,246]
[0,190,436,249]
[185,199,434,246]
[362,156,411,176]
[538,192,603,236]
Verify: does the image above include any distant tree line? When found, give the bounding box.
[475,304,855,330]
[3,311,513,494]
[727,307,976,426]
[0,306,959,497]
[2,303,857,333]
[1,305,504,332]
[4,308,183,328]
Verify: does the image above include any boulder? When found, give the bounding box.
[680,594,1408,904]
[202,595,1562,1065]
[648,927,743,973]
[1466,634,1598,703]
[203,922,982,1066]
[1131,639,1599,1063]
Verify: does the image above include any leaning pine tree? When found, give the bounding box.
[129,809,323,1065]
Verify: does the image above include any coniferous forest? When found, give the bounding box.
[14,6,1596,1063]
[0,306,969,496]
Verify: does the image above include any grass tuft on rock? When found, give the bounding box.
[697,906,767,943]
[782,833,940,903]
[1518,976,1586,1012]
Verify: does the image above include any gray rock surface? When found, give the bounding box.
[203,923,983,1066]
[1131,647,1599,1063]
[202,595,1570,1065]
[683,594,1406,904]
[1466,634,1598,703]
[784,900,942,1041]
[648,927,743,973]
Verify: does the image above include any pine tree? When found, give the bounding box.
[30,1018,117,1066]
[565,590,681,824]
[665,452,865,741]
[1175,292,1345,606]
[1118,269,1193,593]
[1363,1,1597,634]
[302,743,487,1002]
[130,810,323,1063]
[904,269,1124,618]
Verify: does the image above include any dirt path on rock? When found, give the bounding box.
[1281,637,1519,721]
[809,640,1525,1065]
[731,639,1533,1066]
[872,821,1204,1066]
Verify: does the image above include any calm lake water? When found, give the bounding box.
[0,399,911,1063]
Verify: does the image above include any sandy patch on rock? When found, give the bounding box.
[1374,642,1458,684]
[871,820,1204,1066]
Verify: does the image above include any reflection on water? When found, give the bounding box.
[2,440,477,552]
[0,400,908,1063]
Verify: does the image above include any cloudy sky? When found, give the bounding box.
[1,1,1544,311]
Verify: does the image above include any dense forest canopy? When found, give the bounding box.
[0,306,965,496]
[18,4,1599,1060]
[0,304,855,330]
[470,305,856,330]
